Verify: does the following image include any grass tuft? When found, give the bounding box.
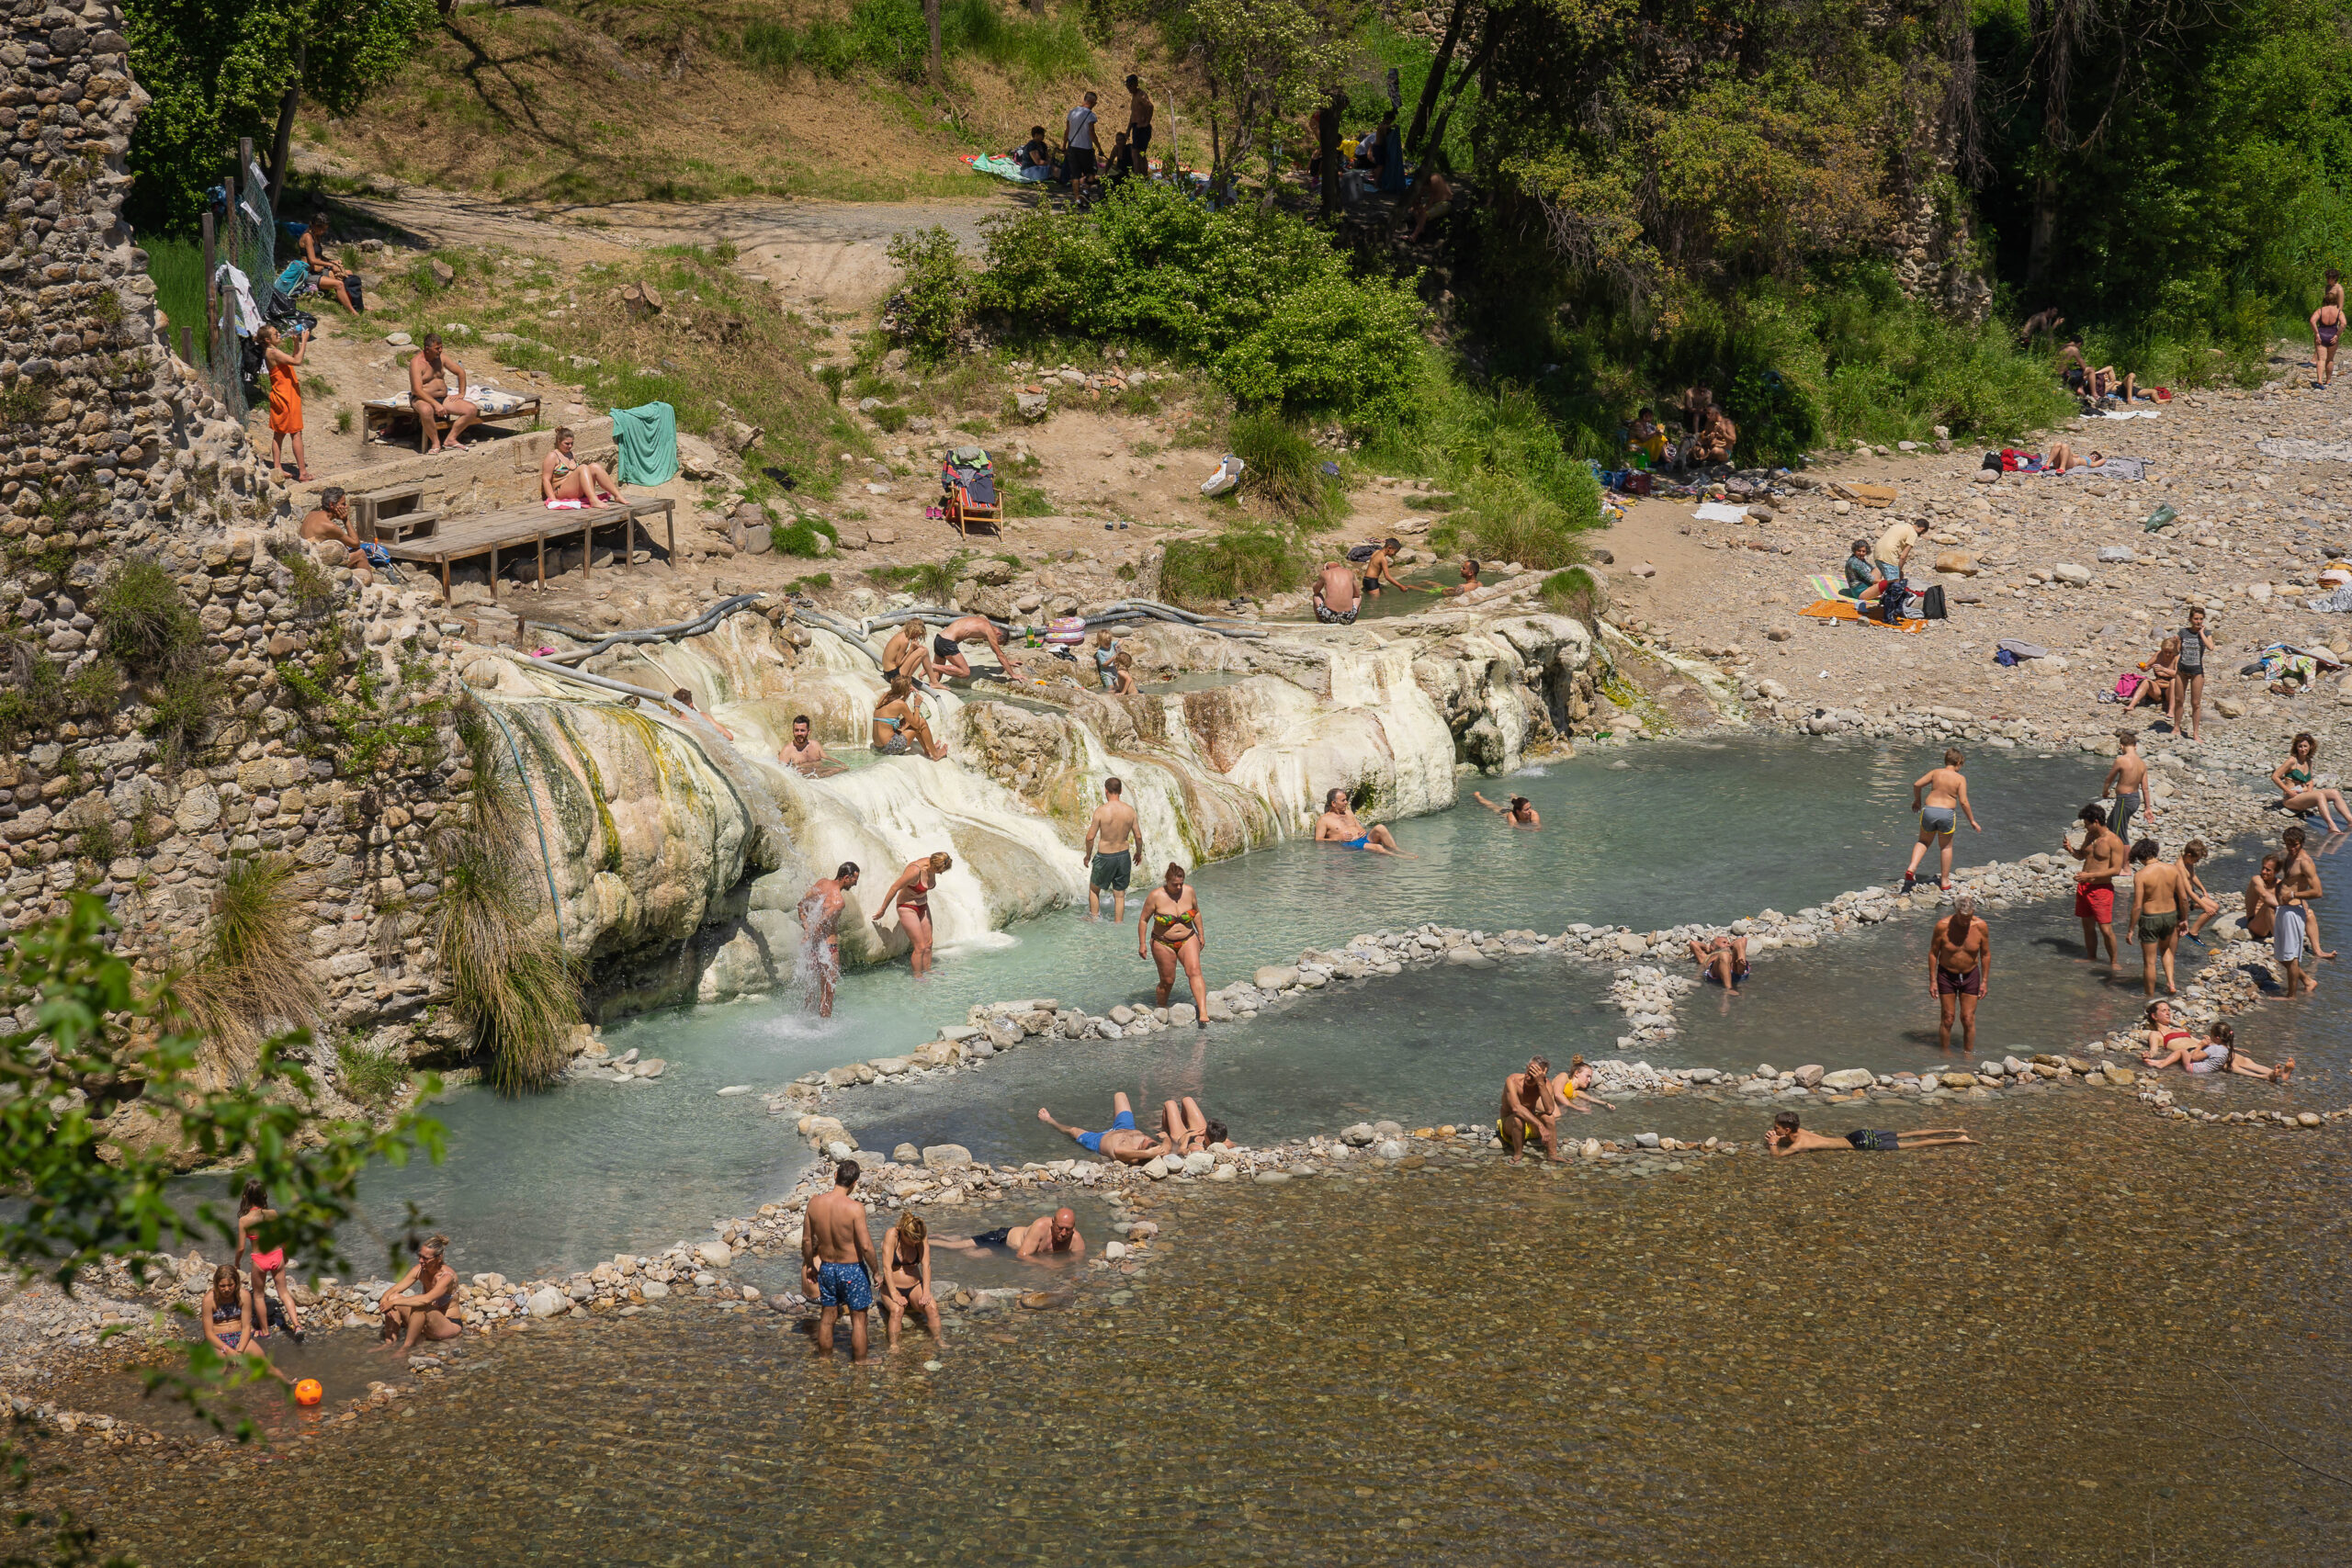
[1228,413,1343,525]
[95,558,201,677]
[1159,527,1308,608]
[173,854,325,1088]
[334,1032,412,1109]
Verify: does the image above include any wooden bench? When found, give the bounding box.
[362,391,544,447]
[381,498,677,604]
[349,482,443,545]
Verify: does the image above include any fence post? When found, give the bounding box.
[178,325,192,365]
[199,209,216,374]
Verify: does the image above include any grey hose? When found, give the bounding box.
[528,593,766,662]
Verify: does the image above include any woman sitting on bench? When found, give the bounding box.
[540,426,623,506]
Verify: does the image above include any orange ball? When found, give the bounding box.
[293,1378,323,1406]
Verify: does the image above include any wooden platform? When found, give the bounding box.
[381,499,677,604]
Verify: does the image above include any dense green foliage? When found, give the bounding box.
[975,182,1426,419]
[1159,526,1310,608]
[125,0,435,235]
[739,0,1091,84]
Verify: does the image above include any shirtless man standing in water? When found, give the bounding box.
[1498,1056,1564,1164]
[2123,839,2186,997]
[1082,776,1144,921]
[796,862,860,1017]
[1928,896,1989,1054]
[1312,559,1362,625]
[1903,749,1980,893]
[2067,804,2127,972]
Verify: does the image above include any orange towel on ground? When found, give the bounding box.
[1798,598,1928,633]
[268,362,302,434]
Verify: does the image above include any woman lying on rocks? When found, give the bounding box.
[1767,1111,1978,1156]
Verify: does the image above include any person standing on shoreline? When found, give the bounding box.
[2123,839,2185,997]
[797,862,861,1018]
[1137,861,1210,1021]
[1903,749,1980,893]
[2103,731,2149,843]
[1082,776,1144,922]
[802,1162,878,1364]
[2173,607,2215,739]
[2281,825,2335,964]
[1928,896,1989,1055]
[2067,804,2126,973]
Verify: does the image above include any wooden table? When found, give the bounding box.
[381,498,677,604]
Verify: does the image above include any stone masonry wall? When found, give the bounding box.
[0,2,474,1086]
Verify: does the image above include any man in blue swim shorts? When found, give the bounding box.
[1902,749,1980,894]
[1037,1093,1172,1165]
[800,1160,879,1361]
[1314,787,1412,856]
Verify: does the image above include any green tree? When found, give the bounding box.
[0,894,443,1560]
[1179,0,1355,202]
[124,0,435,235]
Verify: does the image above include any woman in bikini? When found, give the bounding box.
[539,426,624,506]
[1136,862,1209,1023]
[237,1178,305,1342]
[877,851,953,976]
[1549,1055,1617,1115]
[877,1213,943,1351]
[2127,636,2182,716]
[200,1263,256,1357]
[378,1234,463,1354]
[2313,293,2345,388]
[2272,732,2351,829]
[2139,999,2204,1069]
[295,216,361,313]
[871,674,947,761]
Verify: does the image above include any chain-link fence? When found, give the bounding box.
[193,147,278,423]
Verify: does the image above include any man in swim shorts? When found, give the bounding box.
[1081,776,1145,922]
[1315,787,1412,856]
[1928,896,1989,1054]
[2122,837,2185,998]
[938,1208,1085,1261]
[1037,1094,1173,1165]
[1686,933,1749,995]
[795,861,861,1019]
[931,613,1020,680]
[2275,860,2318,998]
[1498,1056,1564,1164]
[2067,803,2126,973]
[800,1162,879,1363]
[1903,749,1980,893]
[2281,825,2335,964]
[1313,559,1361,625]
[2103,729,2148,845]
[1767,1111,1978,1156]
[1361,537,1410,598]
[778,713,842,778]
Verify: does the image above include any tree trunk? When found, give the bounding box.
[266,41,305,211]
[924,0,941,90]
[1420,31,1494,170]
[1406,0,1473,157]
[1318,93,1343,217]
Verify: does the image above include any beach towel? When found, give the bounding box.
[610,400,678,487]
[210,263,261,336]
[364,384,534,419]
[1996,637,2049,660]
[2073,456,2147,481]
[1692,502,1749,523]
[1798,598,1928,633]
[963,152,1053,183]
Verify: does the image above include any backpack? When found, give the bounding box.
[1345,542,1378,562]
[1918,583,1948,620]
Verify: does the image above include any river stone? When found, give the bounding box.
[1341,1123,1375,1145]
[1182,1151,1216,1174]
[1939,1073,1977,1089]
[695,1242,732,1269]
[1792,1064,1826,1088]
[922,1144,973,1170]
[1374,1140,1408,1160]
[639,1280,671,1300]
[1372,1121,1404,1139]
[1102,1240,1129,1260]
[2299,1112,2323,1127]
[1254,1170,1291,1184]
[2105,1066,2137,1085]
[1169,1003,1197,1026]
[893,1143,922,1164]
[826,1140,854,1161]
[526,1287,569,1317]
[1143,1156,1170,1179]
[1254,965,1299,989]
[1634,1132,1662,1148]
[718,1085,752,1096]
[1736,1079,1774,1096]
[1824,1068,1874,1090]
[870,1056,911,1077]
[1978,1058,2008,1077]
[1110,1004,1137,1025]
[1613,931,1647,954]
[1580,1138,1603,1160]
[1445,947,1494,967]
[1208,1165,1238,1181]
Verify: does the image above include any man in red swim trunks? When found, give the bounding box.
[2065,802,2127,975]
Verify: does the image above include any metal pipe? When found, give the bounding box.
[526,592,764,661]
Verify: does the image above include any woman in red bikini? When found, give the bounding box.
[877,851,953,976]
[237,1178,305,1343]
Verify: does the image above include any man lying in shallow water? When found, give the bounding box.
[1767,1110,1979,1156]
[935,1207,1085,1260]
[1037,1093,1172,1165]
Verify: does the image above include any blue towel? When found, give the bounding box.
[609,401,678,487]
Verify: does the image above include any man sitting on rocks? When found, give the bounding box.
[938,1207,1086,1260]
[1686,403,1737,466]
[1316,788,1412,857]
[300,487,379,585]
[1768,1111,1978,1156]
[1498,1055,1564,1164]
[1037,1094,1171,1165]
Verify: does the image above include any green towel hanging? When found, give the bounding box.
[610,401,678,487]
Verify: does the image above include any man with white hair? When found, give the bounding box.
[1928,895,1990,1055]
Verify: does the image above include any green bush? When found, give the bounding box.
[942,0,1093,80]
[870,404,910,432]
[1540,566,1607,625]
[975,182,1429,421]
[1229,413,1342,525]
[335,1032,411,1108]
[1378,382,1602,570]
[772,516,842,557]
[1160,527,1308,607]
[144,666,229,767]
[96,557,201,676]
[886,226,973,359]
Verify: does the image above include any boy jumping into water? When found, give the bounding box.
[1768,1111,1978,1156]
[1904,750,1980,893]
